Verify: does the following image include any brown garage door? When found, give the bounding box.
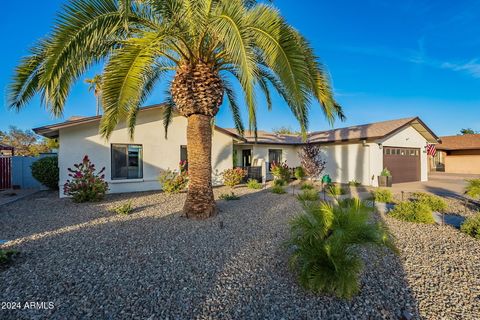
[383,147,420,183]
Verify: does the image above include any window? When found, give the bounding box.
[111,144,143,180]
[180,145,188,171]
[268,149,282,171]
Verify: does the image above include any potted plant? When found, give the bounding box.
[378,168,392,187]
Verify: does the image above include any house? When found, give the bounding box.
[0,144,14,156]
[33,104,439,197]
[431,134,480,174]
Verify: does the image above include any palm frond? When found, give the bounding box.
[223,79,244,136]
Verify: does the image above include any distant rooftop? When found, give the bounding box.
[437,134,480,151]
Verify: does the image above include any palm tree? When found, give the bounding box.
[85,74,103,115]
[9,0,344,219]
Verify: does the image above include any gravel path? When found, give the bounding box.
[0,187,479,319]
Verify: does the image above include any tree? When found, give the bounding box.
[298,142,326,179]
[460,128,478,135]
[0,126,53,156]
[272,126,300,135]
[85,74,103,115]
[9,0,343,219]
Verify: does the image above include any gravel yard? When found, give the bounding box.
[1,187,479,319]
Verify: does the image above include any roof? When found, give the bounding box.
[437,134,480,151]
[0,143,14,150]
[226,117,439,145]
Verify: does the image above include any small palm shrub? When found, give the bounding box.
[294,167,306,180]
[287,198,395,298]
[222,168,247,188]
[271,161,291,181]
[271,185,286,194]
[465,179,480,199]
[159,168,189,194]
[113,201,134,215]
[31,156,59,189]
[297,189,319,201]
[372,189,394,203]
[390,201,434,224]
[326,184,345,197]
[246,178,262,189]
[0,249,18,266]
[219,192,240,200]
[301,183,315,190]
[411,192,447,212]
[460,214,480,239]
[63,155,108,202]
[274,179,286,187]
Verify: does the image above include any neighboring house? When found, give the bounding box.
[431,134,480,174]
[0,144,14,156]
[33,104,439,197]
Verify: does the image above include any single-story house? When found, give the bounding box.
[430,134,480,174]
[0,144,14,156]
[33,104,439,197]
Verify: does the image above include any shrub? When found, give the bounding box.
[159,168,189,194]
[63,156,108,202]
[271,161,291,181]
[246,178,262,189]
[31,156,59,190]
[274,179,286,187]
[411,192,447,212]
[372,189,393,203]
[301,183,315,190]
[380,168,392,177]
[460,214,480,239]
[465,179,480,199]
[113,201,134,215]
[326,184,345,197]
[297,189,319,201]
[287,198,395,298]
[298,143,326,179]
[294,167,306,180]
[222,168,247,188]
[219,192,240,200]
[0,249,18,266]
[348,180,360,187]
[390,201,435,224]
[271,185,286,194]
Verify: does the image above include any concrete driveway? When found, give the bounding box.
[390,172,480,199]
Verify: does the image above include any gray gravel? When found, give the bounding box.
[0,186,478,319]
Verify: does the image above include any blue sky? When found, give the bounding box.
[1,0,479,136]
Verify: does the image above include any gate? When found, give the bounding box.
[0,156,12,190]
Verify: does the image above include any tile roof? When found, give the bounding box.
[437,134,480,150]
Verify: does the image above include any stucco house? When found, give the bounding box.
[33,104,439,196]
[430,134,480,174]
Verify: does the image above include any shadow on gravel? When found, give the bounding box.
[0,189,420,319]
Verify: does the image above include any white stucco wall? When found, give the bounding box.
[58,109,233,197]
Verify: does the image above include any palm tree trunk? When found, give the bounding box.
[183,114,216,219]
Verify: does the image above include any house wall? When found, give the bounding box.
[58,109,233,197]
[444,150,480,174]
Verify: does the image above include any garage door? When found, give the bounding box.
[383,147,420,183]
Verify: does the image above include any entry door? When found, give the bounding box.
[383,147,420,183]
[242,149,252,167]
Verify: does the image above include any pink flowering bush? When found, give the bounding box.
[222,168,247,188]
[63,155,109,202]
[271,161,291,181]
[159,161,189,194]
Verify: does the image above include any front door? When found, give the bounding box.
[242,149,252,167]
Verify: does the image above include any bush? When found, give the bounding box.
[294,167,306,180]
[219,192,240,200]
[0,249,18,266]
[465,179,480,199]
[348,180,360,187]
[298,143,326,179]
[390,201,435,224]
[159,168,189,194]
[113,201,134,215]
[411,192,447,212]
[380,168,392,177]
[460,214,480,239]
[274,179,286,187]
[31,156,59,190]
[287,198,395,298]
[271,161,291,181]
[222,168,247,188]
[63,156,108,202]
[246,178,262,189]
[301,183,315,190]
[297,189,319,201]
[372,189,393,203]
[271,185,286,194]
[326,184,345,197]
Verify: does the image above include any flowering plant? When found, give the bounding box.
[63,155,109,202]
[222,167,247,188]
[271,161,290,181]
[159,161,189,194]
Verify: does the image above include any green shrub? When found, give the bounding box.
[271,185,286,194]
[460,214,480,239]
[390,201,435,224]
[246,178,262,189]
[287,198,395,298]
[380,168,392,177]
[0,249,18,266]
[326,184,345,197]
[31,156,59,190]
[274,179,286,187]
[159,168,189,194]
[222,168,247,188]
[113,201,134,215]
[63,156,108,202]
[411,192,447,212]
[372,189,393,203]
[219,192,240,200]
[294,167,306,180]
[348,180,361,186]
[271,161,291,181]
[297,189,319,201]
[465,179,480,199]
[301,183,315,190]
